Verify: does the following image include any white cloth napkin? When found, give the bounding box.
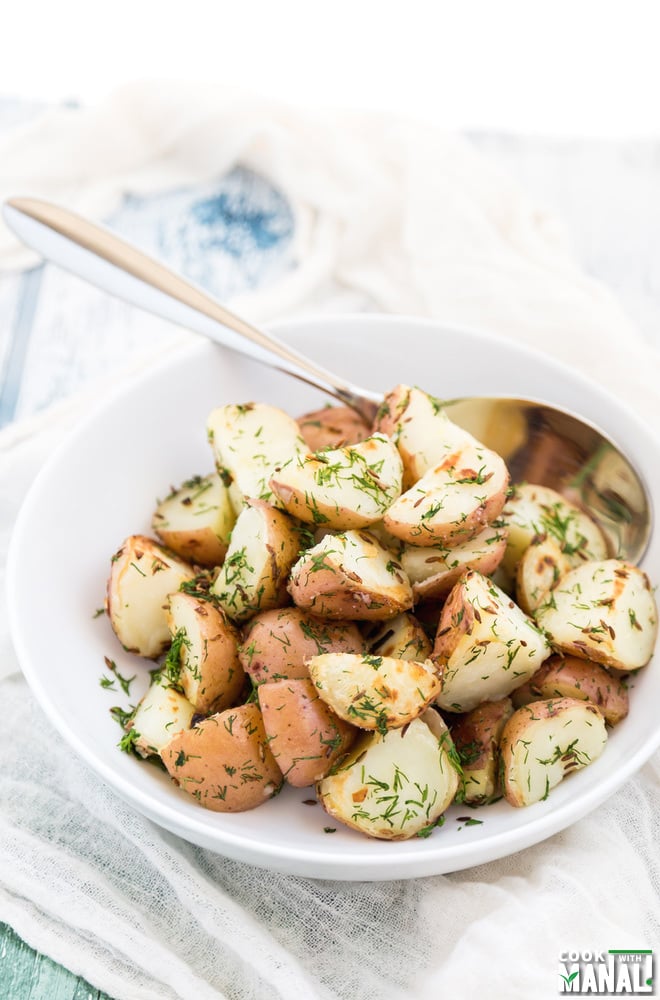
[1,84,659,1000]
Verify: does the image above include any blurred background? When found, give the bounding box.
[1,0,659,427]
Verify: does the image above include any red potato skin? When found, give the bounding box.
[510,654,629,726]
[258,678,356,786]
[153,524,228,568]
[431,572,484,665]
[288,563,412,621]
[239,607,364,683]
[450,699,514,773]
[162,704,282,812]
[411,533,508,601]
[297,406,372,451]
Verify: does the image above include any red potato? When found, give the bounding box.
[106,535,194,658]
[308,652,442,731]
[162,704,282,812]
[373,384,477,489]
[401,523,508,601]
[211,499,302,623]
[288,529,413,621]
[269,434,403,530]
[499,698,607,807]
[239,607,363,684]
[450,698,513,804]
[152,472,235,567]
[297,405,372,451]
[166,591,245,714]
[383,442,509,547]
[258,678,355,786]
[509,654,629,726]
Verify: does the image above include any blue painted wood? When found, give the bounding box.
[0,922,109,1000]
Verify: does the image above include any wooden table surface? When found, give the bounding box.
[1,97,659,998]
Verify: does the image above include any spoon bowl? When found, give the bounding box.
[2,196,651,562]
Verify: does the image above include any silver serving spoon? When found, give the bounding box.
[2,196,651,563]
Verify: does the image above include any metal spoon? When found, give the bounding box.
[2,196,651,563]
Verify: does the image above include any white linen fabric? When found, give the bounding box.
[0,84,659,1000]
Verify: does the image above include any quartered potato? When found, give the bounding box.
[288,529,414,620]
[152,472,236,567]
[362,612,431,661]
[128,676,195,759]
[433,570,551,712]
[499,698,607,807]
[238,607,363,684]
[500,483,608,580]
[297,405,372,451]
[515,535,571,614]
[317,709,461,840]
[384,442,509,547]
[401,522,508,601]
[166,591,245,714]
[258,678,355,786]
[162,704,282,812]
[270,434,403,530]
[106,535,194,658]
[308,651,442,731]
[510,654,629,726]
[207,402,306,511]
[212,500,302,623]
[374,384,477,488]
[451,698,514,804]
[535,559,657,672]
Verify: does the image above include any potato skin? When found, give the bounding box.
[258,678,356,786]
[238,608,363,683]
[499,697,607,807]
[288,530,413,621]
[450,698,513,803]
[509,654,628,726]
[166,591,245,714]
[162,704,282,812]
[106,534,194,658]
[297,406,371,451]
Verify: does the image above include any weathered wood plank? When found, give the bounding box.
[0,921,108,1000]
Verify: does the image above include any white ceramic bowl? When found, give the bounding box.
[8,315,660,880]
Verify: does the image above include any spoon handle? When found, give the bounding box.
[2,197,379,419]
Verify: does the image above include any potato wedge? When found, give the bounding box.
[258,678,355,786]
[238,607,363,684]
[288,529,413,620]
[308,652,442,731]
[106,535,194,658]
[401,522,508,601]
[515,535,571,614]
[317,709,460,840]
[128,676,195,758]
[499,698,607,807]
[374,384,477,488]
[152,472,236,567]
[211,499,302,623]
[162,704,282,812]
[432,570,551,712]
[165,591,245,714]
[450,698,513,804]
[509,654,628,726]
[535,560,657,672]
[269,434,403,530]
[384,442,509,547]
[207,402,306,511]
[362,612,431,661]
[500,483,608,580]
[297,405,371,451]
